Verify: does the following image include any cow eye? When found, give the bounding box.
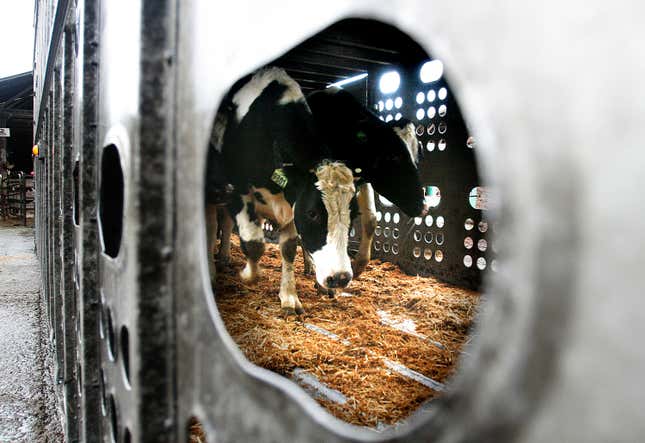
[306,209,319,221]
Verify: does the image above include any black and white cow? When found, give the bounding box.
[306,87,427,277]
[205,67,356,314]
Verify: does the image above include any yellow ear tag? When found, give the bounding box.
[271,168,288,189]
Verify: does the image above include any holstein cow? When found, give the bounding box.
[306,87,428,277]
[205,67,356,314]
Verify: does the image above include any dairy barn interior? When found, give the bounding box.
[205,18,489,433]
[29,1,645,443]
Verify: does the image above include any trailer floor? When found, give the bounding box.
[0,221,62,442]
[215,238,480,428]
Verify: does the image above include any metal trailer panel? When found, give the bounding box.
[175,1,645,443]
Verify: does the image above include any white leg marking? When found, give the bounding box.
[235,194,265,283]
[278,221,302,314]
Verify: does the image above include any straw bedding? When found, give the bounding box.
[211,237,480,428]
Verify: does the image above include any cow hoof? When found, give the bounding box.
[351,258,368,278]
[282,306,305,316]
[240,263,261,283]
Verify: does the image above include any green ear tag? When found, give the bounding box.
[271,168,289,189]
[356,130,368,143]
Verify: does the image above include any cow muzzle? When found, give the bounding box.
[324,271,352,289]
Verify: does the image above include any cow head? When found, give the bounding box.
[359,119,427,217]
[293,161,355,289]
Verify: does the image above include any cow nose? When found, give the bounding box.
[325,272,352,289]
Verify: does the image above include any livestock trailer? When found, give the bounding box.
[32,1,645,442]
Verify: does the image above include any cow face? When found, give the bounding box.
[361,120,426,217]
[293,162,355,289]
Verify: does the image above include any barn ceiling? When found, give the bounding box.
[273,18,429,94]
[0,71,33,131]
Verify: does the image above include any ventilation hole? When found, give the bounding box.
[413,230,422,242]
[436,216,445,228]
[477,257,487,270]
[385,98,393,110]
[478,221,489,233]
[427,106,436,119]
[424,186,441,208]
[416,108,425,120]
[77,363,83,397]
[392,228,400,239]
[464,218,475,230]
[420,60,443,83]
[426,141,435,152]
[395,112,402,121]
[469,186,489,210]
[108,394,118,443]
[438,104,447,116]
[375,226,382,236]
[464,255,473,267]
[467,135,475,148]
[426,123,436,135]
[384,212,391,223]
[478,239,488,252]
[424,215,433,227]
[412,247,421,258]
[464,237,474,249]
[378,101,384,111]
[379,70,400,94]
[383,242,390,253]
[414,217,422,226]
[187,417,208,443]
[438,139,447,151]
[423,248,432,260]
[426,90,436,102]
[436,233,445,245]
[415,92,425,104]
[100,368,107,415]
[391,244,399,254]
[374,241,381,251]
[383,227,391,238]
[104,306,116,361]
[438,122,447,134]
[435,250,444,262]
[121,326,131,387]
[416,124,425,136]
[73,159,80,226]
[385,114,393,122]
[375,211,382,221]
[438,87,448,100]
[99,145,124,258]
[392,213,400,224]
[350,227,355,237]
[394,97,403,108]
[424,232,433,244]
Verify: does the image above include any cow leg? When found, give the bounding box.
[299,237,314,276]
[217,206,234,265]
[206,203,219,286]
[278,220,304,315]
[232,193,265,283]
[353,183,377,278]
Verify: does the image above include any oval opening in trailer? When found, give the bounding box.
[199,18,493,439]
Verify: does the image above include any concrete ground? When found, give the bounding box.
[0,221,63,442]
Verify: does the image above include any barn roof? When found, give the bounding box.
[0,71,34,130]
